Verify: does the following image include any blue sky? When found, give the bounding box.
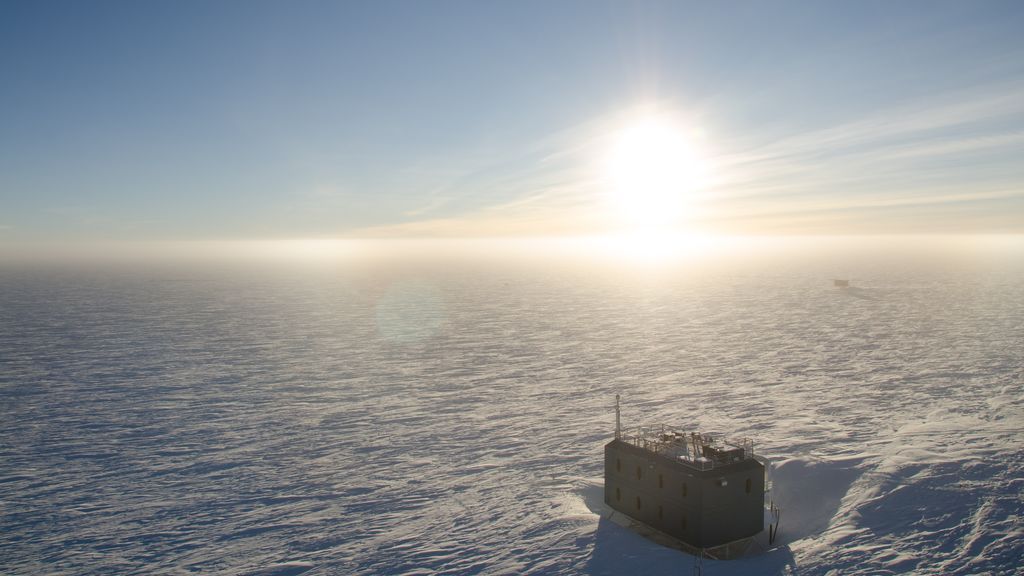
[2,0,1023,241]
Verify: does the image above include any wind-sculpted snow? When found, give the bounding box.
[1,244,1022,575]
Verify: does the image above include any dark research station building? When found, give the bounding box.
[604,398,767,559]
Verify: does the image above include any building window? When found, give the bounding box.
[636,465,642,480]
[682,482,688,498]
[616,458,621,472]
[616,486,621,501]
[636,496,642,510]
[746,477,752,494]
[658,474,663,489]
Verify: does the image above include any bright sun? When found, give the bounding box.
[604,114,708,232]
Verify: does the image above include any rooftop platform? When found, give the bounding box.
[617,424,756,472]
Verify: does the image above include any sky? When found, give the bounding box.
[2,0,1024,243]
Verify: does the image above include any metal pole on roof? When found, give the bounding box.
[615,394,621,439]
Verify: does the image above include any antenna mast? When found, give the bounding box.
[615,394,621,439]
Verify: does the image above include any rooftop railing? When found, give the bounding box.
[619,424,755,471]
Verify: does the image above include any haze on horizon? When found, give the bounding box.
[2,0,1024,247]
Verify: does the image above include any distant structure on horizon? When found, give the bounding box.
[603,396,775,560]
[833,279,850,288]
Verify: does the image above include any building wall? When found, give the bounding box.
[697,462,765,547]
[604,440,763,549]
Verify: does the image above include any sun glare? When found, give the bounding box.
[604,114,709,232]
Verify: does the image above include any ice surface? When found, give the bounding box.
[1,240,1022,574]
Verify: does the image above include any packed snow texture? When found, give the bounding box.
[1,241,1022,575]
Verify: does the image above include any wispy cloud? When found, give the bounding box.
[881,131,1024,161]
[700,81,1024,232]
[727,81,1024,162]
[347,112,625,237]
[352,178,608,238]
[348,83,1024,237]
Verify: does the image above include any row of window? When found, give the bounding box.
[615,458,754,494]
[613,486,688,531]
[616,458,690,496]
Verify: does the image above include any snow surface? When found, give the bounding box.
[1,240,1022,575]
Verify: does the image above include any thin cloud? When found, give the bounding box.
[352,177,609,238]
[882,131,1024,160]
[698,80,1024,233]
[351,82,1024,237]
[729,81,1024,164]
